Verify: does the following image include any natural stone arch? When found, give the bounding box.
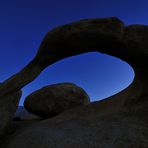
[21,51,134,106]
[0,17,148,139]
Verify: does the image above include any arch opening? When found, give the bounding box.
[20,52,135,105]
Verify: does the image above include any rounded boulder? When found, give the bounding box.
[24,83,90,118]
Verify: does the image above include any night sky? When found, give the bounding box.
[1,0,147,105]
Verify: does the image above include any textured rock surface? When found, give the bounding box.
[24,83,90,118]
[0,17,148,147]
[0,88,22,138]
[5,111,148,148]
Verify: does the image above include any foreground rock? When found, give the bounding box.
[4,97,148,148]
[24,83,90,118]
[0,17,148,147]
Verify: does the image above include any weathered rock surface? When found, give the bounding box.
[5,111,148,148]
[24,83,90,118]
[0,17,148,147]
[0,88,22,138]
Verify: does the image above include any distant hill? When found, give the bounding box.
[15,106,41,120]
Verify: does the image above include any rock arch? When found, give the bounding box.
[0,17,148,143]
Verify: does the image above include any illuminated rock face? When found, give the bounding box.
[0,17,148,147]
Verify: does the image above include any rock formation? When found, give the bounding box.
[0,82,22,138]
[0,17,148,147]
[24,83,90,118]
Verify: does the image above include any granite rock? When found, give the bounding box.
[24,83,90,118]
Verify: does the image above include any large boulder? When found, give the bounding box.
[24,83,90,118]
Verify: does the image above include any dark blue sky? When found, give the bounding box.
[1,0,147,105]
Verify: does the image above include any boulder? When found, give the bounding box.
[24,83,90,118]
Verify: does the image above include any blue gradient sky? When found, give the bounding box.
[1,0,147,105]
